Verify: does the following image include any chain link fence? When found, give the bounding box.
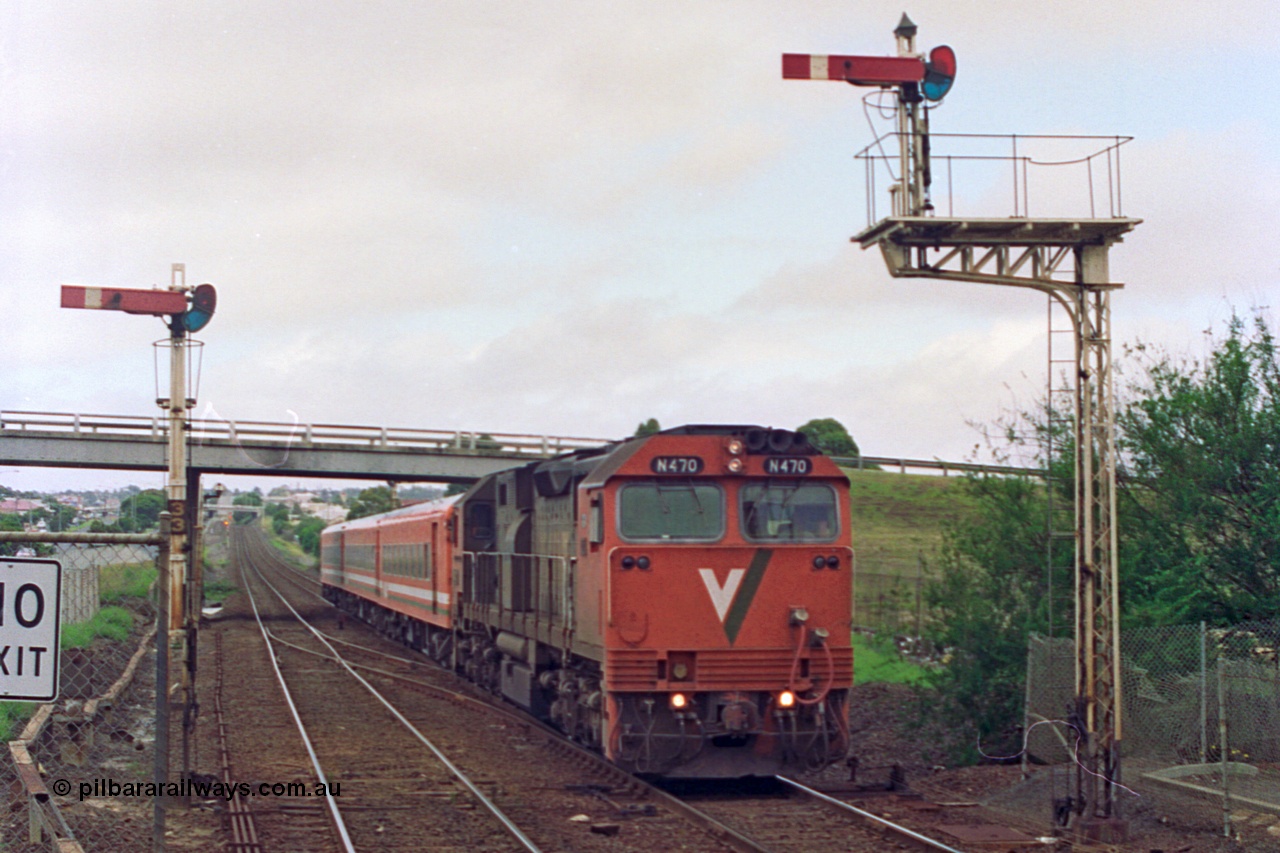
[853,568,926,637]
[1025,620,1280,834]
[0,532,164,852]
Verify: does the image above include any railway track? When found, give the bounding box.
[231,527,541,851]
[221,527,741,851]
[664,776,984,853]
[218,527,995,852]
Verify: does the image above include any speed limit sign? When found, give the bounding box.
[0,558,62,702]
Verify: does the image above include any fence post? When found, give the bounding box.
[1200,620,1208,765]
[154,513,170,853]
[1023,636,1035,779]
[915,553,924,640]
[1218,654,1230,838]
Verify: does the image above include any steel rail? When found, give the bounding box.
[246,534,772,853]
[214,631,263,852]
[235,541,357,853]
[238,534,544,853]
[776,776,967,853]
[269,631,774,853]
[244,530,981,853]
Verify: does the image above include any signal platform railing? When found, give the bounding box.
[856,130,1133,226]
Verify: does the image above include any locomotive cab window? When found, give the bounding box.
[740,482,839,542]
[618,481,724,541]
[466,502,495,545]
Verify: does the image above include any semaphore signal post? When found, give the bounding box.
[61,262,217,808]
[784,15,1140,844]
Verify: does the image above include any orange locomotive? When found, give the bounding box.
[321,425,852,778]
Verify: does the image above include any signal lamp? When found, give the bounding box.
[621,556,635,570]
[726,438,744,455]
[826,555,840,569]
[812,555,826,570]
[637,556,651,570]
[923,45,957,102]
[778,690,796,709]
[726,457,744,474]
[669,692,688,710]
[181,283,218,332]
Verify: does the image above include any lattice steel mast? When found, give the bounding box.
[784,15,1139,842]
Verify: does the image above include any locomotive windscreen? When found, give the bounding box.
[618,481,724,541]
[740,482,839,542]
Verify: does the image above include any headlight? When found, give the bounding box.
[778,690,796,709]
[669,692,688,710]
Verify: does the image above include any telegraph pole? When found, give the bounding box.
[784,16,1138,843]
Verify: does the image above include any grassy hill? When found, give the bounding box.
[846,469,974,575]
[844,469,977,634]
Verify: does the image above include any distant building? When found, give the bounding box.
[0,498,45,514]
[301,501,346,523]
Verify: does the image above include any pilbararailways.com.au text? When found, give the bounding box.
[54,778,342,802]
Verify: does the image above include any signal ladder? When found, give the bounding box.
[1034,295,1080,805]
[1045,294,1077,643]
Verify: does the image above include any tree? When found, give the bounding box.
[475,434,503,455]
[796,418,859,458]
[1117,313,1280,625]
[232,491,263,526]
[295,516,326,556]
[919,310,1280,761]
[922,471,1072,760]
[0,514,23,556]
[119,489,166,532]
[36,501,78,532]
[345,486,397,521]
[634,418,661,437]
[264,501,291,535]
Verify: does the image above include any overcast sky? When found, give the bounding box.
[3,1,1277,493]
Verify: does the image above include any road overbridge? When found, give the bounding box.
[1,410,1039,483]
[1,411,609,483]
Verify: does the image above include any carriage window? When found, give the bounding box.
[740,482,839,542]
[618,481,724,541]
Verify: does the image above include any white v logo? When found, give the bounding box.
[698,568,745,622]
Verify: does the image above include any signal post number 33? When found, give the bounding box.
[0,558,62,702]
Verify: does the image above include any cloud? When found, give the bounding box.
[4,0,1280,494]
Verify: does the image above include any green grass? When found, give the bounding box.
[60,605,135,649]
[0,702,33,741]
[845,469,977,578]
[99,561,157,602]
[203,581,238,605]
[264,525,318,571]
[0,605,139,740]
[846,470,984,634]
[0,563,158,740]
[852,633,929,685]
